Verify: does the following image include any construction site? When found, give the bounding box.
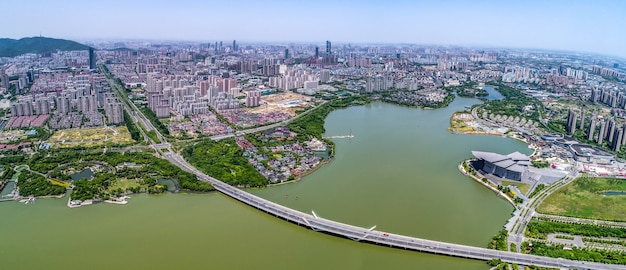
[246,92,316,116]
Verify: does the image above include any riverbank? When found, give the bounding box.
[67,196,129,208]
[266,159,331,187]
[458,160,518,208]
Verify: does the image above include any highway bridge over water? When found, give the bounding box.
[165,152,626,270]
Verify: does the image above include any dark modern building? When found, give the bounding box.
[89,48,96,70]
[472,151,530,181]
[326,40,331,54]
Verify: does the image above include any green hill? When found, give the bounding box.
[0,37,90,57]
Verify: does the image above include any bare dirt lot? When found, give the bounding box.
[246,92,315,116]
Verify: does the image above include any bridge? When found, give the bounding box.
[165,152,626,270]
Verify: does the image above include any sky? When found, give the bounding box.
[2,0,625,58]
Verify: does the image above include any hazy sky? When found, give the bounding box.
[2,0,625,57]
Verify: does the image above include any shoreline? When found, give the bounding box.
[458,160,518,208]
[266,159,331,187]
[449,123,539,158]
[67,195,129,208]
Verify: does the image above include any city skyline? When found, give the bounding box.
[1,0,625,58]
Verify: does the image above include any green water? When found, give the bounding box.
[0,97,530,269]
[70,168,93,180]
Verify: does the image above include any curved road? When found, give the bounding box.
[165,151,626,270]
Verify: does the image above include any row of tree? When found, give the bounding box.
[139,107,170,135]
[526,220,626,239]
[123,110,142,141]
[523,241,626,264]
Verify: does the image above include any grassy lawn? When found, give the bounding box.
[448,118,477,133]
[502,180,531,196]
[537,177,626,221]
[108,178,141,192]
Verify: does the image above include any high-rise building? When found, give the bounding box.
[613,128,623,151]
[284,49,289,59]
[232,40,237,51]
[246,90,261,107]
[565,109,577,134]
[579,109,585,130]
[315,46,319,58]
[0,68,9,89]
[326,40,331,54]
[588,118,597,141]
[319,70,330,83]
[34,99,51,115]
[590,89,599,103]
[56,96,71,114]
[89,48,96,70]
[104,97,124,125]
[607,119,616,142]
[598,121,606,145]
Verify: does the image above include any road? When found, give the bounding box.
[508,175,577,252]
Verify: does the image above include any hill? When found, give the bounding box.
[0,37,90,57]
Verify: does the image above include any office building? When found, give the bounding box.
[326,40,331,54]
[89,48,96,70]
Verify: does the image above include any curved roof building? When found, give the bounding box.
[472,151,530,181]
